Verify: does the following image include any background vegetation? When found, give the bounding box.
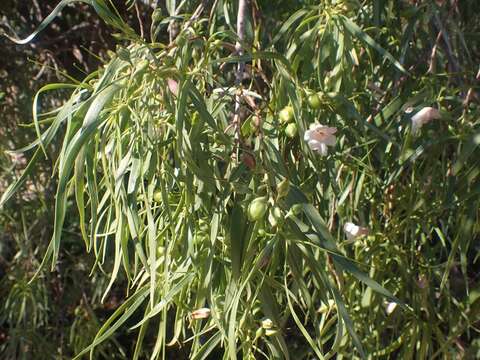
[1,0,479,359]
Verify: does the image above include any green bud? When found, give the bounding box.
[279,106,294,123]
[106,50,116,59]
[276,178,290,198]
[268,212,277,228]
[248,197,268,221]
[153,190,162,203]
[265,329,278,336]
[272,206,283,221]
[285,123,298,138]
[255,327,265,339]
[156,246,164,258]
[269,206,283,228]
[317,299,336,314]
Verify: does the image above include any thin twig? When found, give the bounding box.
[134,2,144,39]
[183,0,208,31]
[233,0,248,145]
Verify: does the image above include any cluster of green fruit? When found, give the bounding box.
[279,92,326,138]
[246,178,300,227]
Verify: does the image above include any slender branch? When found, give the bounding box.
[235,0,248,84]
[233,0,249,145]
[183,0,208,31]
[134,2,144,39]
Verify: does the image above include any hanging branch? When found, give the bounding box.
[183,0,208,31]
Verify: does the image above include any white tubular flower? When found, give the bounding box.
[386,302,398,315]
[304,123,337,156]
[411,107,441,133]
[261,318,274,329]
[343,222,369,241]
[191,307,211,320]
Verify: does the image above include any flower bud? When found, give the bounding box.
[276,178,290,199]
[343,222,369,241]
[285,123,298,138]
[261,318,274,329]
[279,106,294,123]
[411,107,441,133]
[255,327,265,339]
[191,307,211,320]
[265,329,278,336]
[386,302,397,315]
[153,190,162,203]
[317,299,336,314]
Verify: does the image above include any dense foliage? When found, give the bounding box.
[1,0,480,359]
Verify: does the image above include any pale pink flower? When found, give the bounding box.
[343,222,369,241]
[411,107,441,133]
[191,307,211,320]
[304,124,337,156]
[167,78,179,96]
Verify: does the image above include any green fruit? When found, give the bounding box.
[153,190,162,203]
[279,106,294,123]
[307,93,321,109]
[285,123,298,138]
[248,197,268,221]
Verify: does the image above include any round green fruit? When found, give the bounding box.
[307,93,322,109]
[153,190,162,203]
[279,106,294,123]
[285,123,298,138]
[248,197,268,221]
